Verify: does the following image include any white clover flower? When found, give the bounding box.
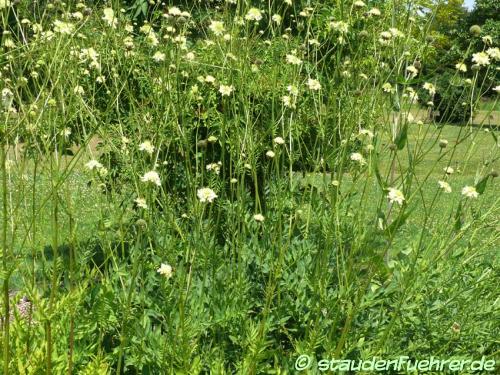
[354,1,366,7]
[53,20,75,34]
[406,65,418,77]
[134,197,148,209]
[206,162,221,175]
[350,152,366,165]
[71,12,84,21]
[274,136,285,145]
[123,36,134,50]
[146,32,159,47]
[438,181,452,193]
[197,187,217,203]
[455,62,467,72]
[272,14,282,24]
[287,84,299,96]
[141,171,161,186]
[409,91,419,102]
[219,84,234,96]
[266,150,275,158]
[0,0,11,9]
[139,141,155,154]
[185,52,195,61]
[461,186,478,199]
[387,188,405,205]
[204,75,216,84]
[380,31,392,40]
[444,166,454,175]
[382,83,393,93]
[98,167,108,177]
[282,95,294,108]
[330,21,349,34]
[103,8,117,29]
[253,213,265,222]
[493,85,500,93]
[226,52,237,61]
[157,263,173,278]
[472,52,490,66]
[423,82,436,95]
[209,20,225,36]
[286,54,302,65]
[245,8,263,21]
[306,78,321,91]
[85,159,103,170]
[80,47,99,62]
[140,24,153,34]
[482,35,492,45]
[74,85,85,95]
[359,129,374,138]
[486,47,500,61]
[3,38,14,49]
[61,128,72,138]
[367,8,381,16]
[389,28,404,38]
[168,6,182,16]
[152,51,166,62]
[1,88,13,109]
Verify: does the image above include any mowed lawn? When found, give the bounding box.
[300,122,499,254]
[5,123,499,266]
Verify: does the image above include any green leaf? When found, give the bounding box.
[62,148,74,156]
[490,129,498,144]
[475,175,489,194]
[141,2,148,16]
[454,201,463,231]
[374,162,386,190]
[385,207,413,236]
[394,122,408,150]
[392,94,401,112]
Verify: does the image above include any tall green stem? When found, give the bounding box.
[2,138,10,375]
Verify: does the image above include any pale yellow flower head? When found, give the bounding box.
[103,8,118,29]
[387,188,405,205]
[157,263,173,278]
[461,186,478,199]
[197,187,217,203]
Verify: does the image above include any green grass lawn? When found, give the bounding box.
[7,123,498,258]
[301,123,499,253]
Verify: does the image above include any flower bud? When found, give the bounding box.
[469,25,481,36]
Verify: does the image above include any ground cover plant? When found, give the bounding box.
[0,0,499,373]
